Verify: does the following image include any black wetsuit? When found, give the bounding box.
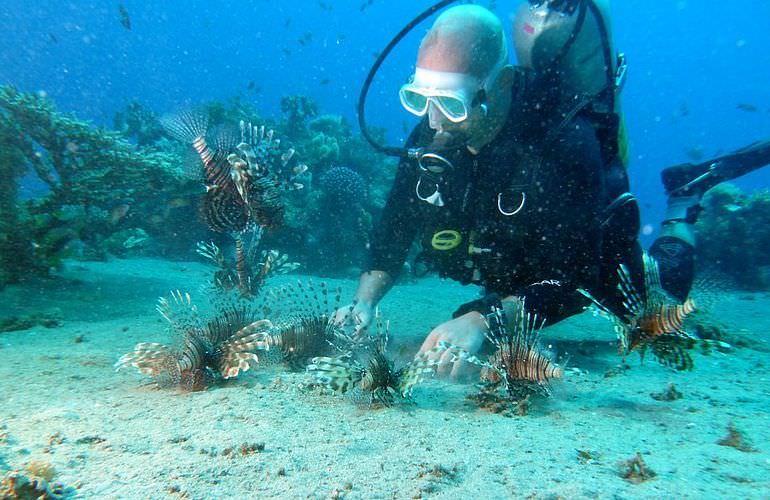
[367,88,642,323]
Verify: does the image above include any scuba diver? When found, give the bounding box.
[333,1,770,378]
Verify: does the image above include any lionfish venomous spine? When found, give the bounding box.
[115,290,267,390]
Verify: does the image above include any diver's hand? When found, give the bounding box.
[332,299,374,336]
[417,312,487,380]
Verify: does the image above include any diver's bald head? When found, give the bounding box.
[417,5,507,78]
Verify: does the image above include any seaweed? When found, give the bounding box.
[717,422,758,453]
[650,383,683,402]
[618,452,657,484]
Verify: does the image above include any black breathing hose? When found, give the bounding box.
[356,0,459,158]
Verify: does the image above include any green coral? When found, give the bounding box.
[696,184,770,288]
[306,132,340,167]
[0,85,203,283]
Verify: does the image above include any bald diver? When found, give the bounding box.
[335,0,770,376]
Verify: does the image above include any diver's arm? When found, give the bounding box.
[352,270,394,308]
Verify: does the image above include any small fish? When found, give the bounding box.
[284,18,291,29]
[297,32,313,47]
[282,47,292,57]
[737,103,758,112]
[48,33,58,43]
[360,0,375,12]
[319,78,330,86]
[318,1,333,11]
[118,3,131,31]
[247,81,256,90]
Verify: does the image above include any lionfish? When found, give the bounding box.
[306,313,441,407]
[243,280,347,369]
[438,298,563,401]
[115,291,267,391]
[580,253,707,371]
[196,229,299,298]
[160,109,308,232]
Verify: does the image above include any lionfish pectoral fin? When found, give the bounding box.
[219,352,260,379]
[398,353,442,397]
[649,335,695,371]
[434,341,495,370]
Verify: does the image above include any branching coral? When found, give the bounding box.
[0,86,182,210]
[0,86,205,279]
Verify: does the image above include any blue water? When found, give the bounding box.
[2,0,769,241]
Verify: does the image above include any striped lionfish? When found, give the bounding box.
[244,280,348,369]
[580,253,711,371]
[115,291,267,391]
[307,312,442,407]
[439,298,563,401]
[196,229,299,299]
[160,110,308,233]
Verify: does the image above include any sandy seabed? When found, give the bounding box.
[1,257,769,499]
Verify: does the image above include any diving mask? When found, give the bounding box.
[399,69,484,123]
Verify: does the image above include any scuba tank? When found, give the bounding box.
[512,0,629,167]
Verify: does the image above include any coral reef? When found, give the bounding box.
[2,85,393,283]
[696,184,770,289]
[280,95,318,139]
[113,101,165,146]
[0,85,204,285]
[0,465,68,499]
